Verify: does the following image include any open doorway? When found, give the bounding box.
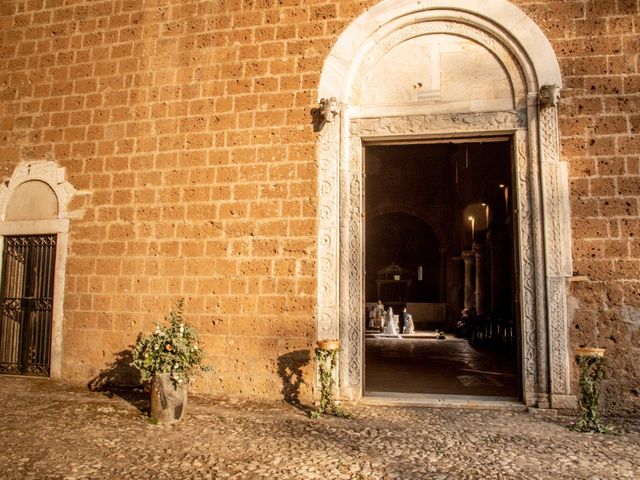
[364,139,519,400]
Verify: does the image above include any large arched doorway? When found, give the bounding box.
[316,0,575,408]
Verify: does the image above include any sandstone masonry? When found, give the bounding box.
[0,0,638,414]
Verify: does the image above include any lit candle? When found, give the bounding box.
[417,265,423,281]
[499,184,508,216]
[482,203,489,229]
[468,216,475,243]
[504,186,509,216]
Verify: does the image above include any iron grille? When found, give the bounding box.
[0,235,57,376]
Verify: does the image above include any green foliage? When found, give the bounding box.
[131,299,208,387]
[310,347,350,419]
[574,354,607,433]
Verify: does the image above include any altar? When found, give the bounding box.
[365,302,446,331]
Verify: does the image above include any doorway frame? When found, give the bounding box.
[315,0,575,409]
[361,135,520,398]
[0,161,79,379]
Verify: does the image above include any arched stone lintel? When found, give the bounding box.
[0,161,78,222]
[318,0,562,101]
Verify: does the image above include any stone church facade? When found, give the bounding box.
[0,0,638,414]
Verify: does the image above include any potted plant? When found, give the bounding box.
[131,299,208,423]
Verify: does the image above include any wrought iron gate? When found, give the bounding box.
[0,235,57,376]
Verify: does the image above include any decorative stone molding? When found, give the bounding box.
[316,1,574,409]
[316,118,341,342]
[350,111,526,137]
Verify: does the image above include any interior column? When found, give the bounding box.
[462,249,475,310]
[473,243,484,316]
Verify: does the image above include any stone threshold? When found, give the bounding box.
[360,391,526,410]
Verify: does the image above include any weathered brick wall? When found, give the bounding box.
[0,0,365,398]
[0,0,638,413]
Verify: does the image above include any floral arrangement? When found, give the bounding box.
[574,348,607,433]
[310,339,350,419]
[131,299,207,386]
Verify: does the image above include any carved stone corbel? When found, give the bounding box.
[539,84,561,107]
[319,97,340,123]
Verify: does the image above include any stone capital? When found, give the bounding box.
[462,250,475,264]
[319,97,340,123]
[539,84,561,107]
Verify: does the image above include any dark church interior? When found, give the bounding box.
[364,140,519,398]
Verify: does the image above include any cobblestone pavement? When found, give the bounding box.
[0,377,638,479]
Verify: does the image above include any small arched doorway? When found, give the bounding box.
[316,0,575,408]
[0,161,78,379]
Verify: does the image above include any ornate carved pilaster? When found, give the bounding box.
[337,132,363,399]
[332,105,362,400]
[515,128,540,406]
[538,85,574,408]
[316,111,341,343]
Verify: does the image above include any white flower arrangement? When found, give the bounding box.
[131,299,208,386]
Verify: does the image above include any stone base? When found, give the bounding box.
[150,373,188,423]
[550,394,577,410]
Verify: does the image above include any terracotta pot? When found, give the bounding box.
[316,339,341,351]
[575,347,606,358]
[150,373,188,423]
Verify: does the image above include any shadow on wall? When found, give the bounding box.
[88,347,148,414]
[277,349,312,412]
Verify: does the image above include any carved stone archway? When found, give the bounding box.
[316,0,575,408]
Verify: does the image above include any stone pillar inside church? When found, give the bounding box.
[488,232,501,315]
[473,243,485,316]
[462,250,475,310]
[439,248,447,302]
